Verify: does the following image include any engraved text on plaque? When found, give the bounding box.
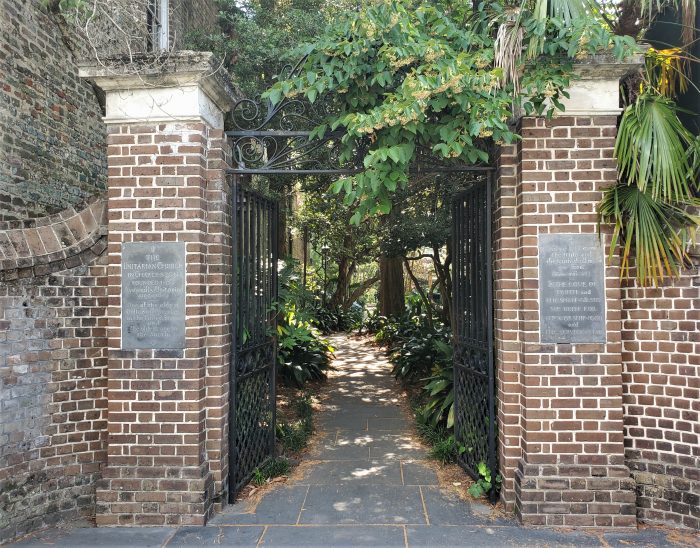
[122,242,186,349]
[539,234,606,344]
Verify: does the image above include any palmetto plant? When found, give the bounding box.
[495,0,699,285]
[599,36,699,285]
[572,0,699,286]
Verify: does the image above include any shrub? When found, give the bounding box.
[277,307,333,387]
[415,418,463,464]
[360,309,387,335]
[467,462,503,499]
[313,305,363,334]
[384,314,451,384]
[416,340,454,428]
[275,261,334,388]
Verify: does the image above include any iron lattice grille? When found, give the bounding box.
[452,174,497,503]
[229,180,279,501]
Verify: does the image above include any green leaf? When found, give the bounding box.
[615,93,695,202]
[378,196,392,215]
[268,87,282,105]
[331,180,344,194]
[467,483,485,498]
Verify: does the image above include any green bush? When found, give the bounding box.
[276,261,334,388]
[277,307,333,387]
[379,311,451,384]
[360,309,387,335]
[417,340,454,428]
[415,418,463,464]
[467,462,503,499]
[313,305,363,334]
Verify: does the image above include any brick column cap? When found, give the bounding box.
[530,51,645,117]
[79,51,238,128]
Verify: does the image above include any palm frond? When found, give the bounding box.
[548,0,596,22]
[598,183,699,285]
[645,47,689,97]
[494,21,524,93]
[614,93,696,202]
[679,0,696,48]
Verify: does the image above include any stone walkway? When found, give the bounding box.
[14,335,693,547]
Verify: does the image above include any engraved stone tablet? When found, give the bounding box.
[539,234,606,344]
[122,242,186,349]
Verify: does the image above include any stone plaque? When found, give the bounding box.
[539,234,606,344]
[122,242,186,349]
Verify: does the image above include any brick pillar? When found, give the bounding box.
[79,53,236,526]
[494,56,643,529]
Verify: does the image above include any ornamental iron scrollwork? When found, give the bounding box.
[227,57,362,174]
[226,58,493,174]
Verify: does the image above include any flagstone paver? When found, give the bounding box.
[12,335,694,547]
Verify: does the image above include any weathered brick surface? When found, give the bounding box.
[495,116,636,529]
[621,259,700,530]
[0,239,108,542]
[0,198,106,275]
[96,120,232,525]
[170,1,219,48]
[0,0,107,221]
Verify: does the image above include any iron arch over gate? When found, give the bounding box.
[225,85,497,501]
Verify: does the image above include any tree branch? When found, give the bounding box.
[403,257,434,328]
[347,275,380,305]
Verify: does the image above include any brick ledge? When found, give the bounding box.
[0,196,107,275]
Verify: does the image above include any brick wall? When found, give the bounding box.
[172,0,219,47]
[96,119,232,525]
[495,115,637,529]
[0,0,106,221]
[621,258,700,530]
[0,202,109,543]
[494,142,522,508]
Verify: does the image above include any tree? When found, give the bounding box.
[292,178,380,311]
[597,4,700,285]
[187,0,358,258]
[265,0,698,286]
[265,0,633,219]
[378,255,405,319]
[380,173,470,326]
[187,0,353,97]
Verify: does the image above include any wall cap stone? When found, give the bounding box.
[78,51,239,128]
[570,50,646,79]
[521,50,645,117]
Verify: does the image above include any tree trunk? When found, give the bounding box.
[432,245,452,327]
[378,255,405,318]
[403,257,433,328]
[330,257,351,309]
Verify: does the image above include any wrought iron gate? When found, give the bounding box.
[451,173,497,503]
[229,179,279,501]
